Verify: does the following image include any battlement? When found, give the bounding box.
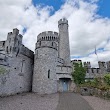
[19,44,34,59]
[13,28,19,35]
[37,31,59,42]
[8,32,12,36]
[98,61,106,64]
[84,62,91,68]
[71,60,82,62]
[86,68,100,74]
[58,18,68,26]
[7,28,23,40]
[36,40,57,50]
[84,62,91,64]
[71,60,82,65]
[98,61,106,69]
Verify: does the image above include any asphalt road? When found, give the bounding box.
[56,92,93,110]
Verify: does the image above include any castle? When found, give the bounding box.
[0,18,74,96]
[71,60,110,80]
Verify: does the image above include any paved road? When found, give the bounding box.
[56,92,93,110]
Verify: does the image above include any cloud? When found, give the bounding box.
[0,0,110,67]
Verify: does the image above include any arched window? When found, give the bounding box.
[48,70,50,79]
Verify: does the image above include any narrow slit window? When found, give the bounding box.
[52,42,53,46]
[48,70,50,79]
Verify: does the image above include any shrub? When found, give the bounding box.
[104,74,110,85]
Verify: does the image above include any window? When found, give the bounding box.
[52,42,53,46]
[6,46,8,53]
[10,46,12,52]
[48,70,50,78]
[39,41,41,46]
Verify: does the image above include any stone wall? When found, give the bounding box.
[0,53,34,97]
[32,46,58,94]
[0,28,34,97]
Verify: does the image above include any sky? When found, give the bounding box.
[0,0,110,67]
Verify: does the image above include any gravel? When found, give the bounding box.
[82,96,110,110]
[0,92,110,110]
[0,93,59,110]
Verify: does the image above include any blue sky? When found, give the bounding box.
[97,0,110,18]
[32,0,110,61]
[32,0,64,11]
[32,0,110,18]
[0,0,110,67]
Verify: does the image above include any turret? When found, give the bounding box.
[32,31,58,94]
[58,18,70,66]
[106,61,110,72]
[98,61,106,74]
[84,62,91,68]
[5,28,23,56]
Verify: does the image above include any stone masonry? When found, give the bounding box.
[32,18,73,94]
[71,60,110,79]
[0,18,73,96]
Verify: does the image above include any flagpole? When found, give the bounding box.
[95,46,99,76]
[95,46,99,65]
[95,46,100,78]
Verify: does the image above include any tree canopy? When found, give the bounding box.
[72,62,86,84]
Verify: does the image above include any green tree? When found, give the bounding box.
[72,62,86,84]
[104,74,110,85]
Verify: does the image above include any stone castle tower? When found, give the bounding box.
[58,18,71,66]
[32,32,58,94]
[5,29,23,56]
[32,18,73,94]
[0,18,73,96]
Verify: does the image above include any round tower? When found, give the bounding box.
[32,31,58,94]
[58,18,71,66]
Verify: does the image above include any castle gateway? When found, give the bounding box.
[0,18,74,96]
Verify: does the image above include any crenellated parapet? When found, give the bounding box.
[84,62,91,68]
[58,18,68,26]
[5,28,23,55]
[36,31,58,50]
[37,31,59,42]
[71,60,82,65]
[98,61,106,72]
[36,40,57,50]
[7,28,23,40]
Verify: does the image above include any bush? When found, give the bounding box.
[72,62,86,84]
[104,74,110,85]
